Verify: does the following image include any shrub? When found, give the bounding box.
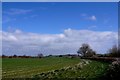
[103,61,120,80]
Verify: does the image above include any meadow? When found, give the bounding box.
[2,57,109,79]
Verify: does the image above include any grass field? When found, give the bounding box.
[33,59,109,79]
[0,58,2,79]
[2,57,80,78]
[2,57,109,79]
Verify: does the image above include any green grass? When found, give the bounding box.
[2,57,80,78]
[2,57,109,79]
[0,58,2,79]
[74,61,109,79]
[33,60,109,79]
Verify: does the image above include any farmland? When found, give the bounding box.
[2,57,109,79]
[33,59,109,79]
[0,58,2,79]
[2,57,80,78]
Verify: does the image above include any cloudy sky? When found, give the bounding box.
[2,2,118,56]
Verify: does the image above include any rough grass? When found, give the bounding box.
[2,57,80,78]
[33,60,109,79]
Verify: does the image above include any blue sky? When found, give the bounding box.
[3,2,118,34]
[1,2,118,56]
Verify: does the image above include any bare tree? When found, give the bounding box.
[2,54,7,58]
[77,43,96,57]
[85,49,96,57]
[13,54,17,58]
[38,53,43,58]
[108,45,119,57]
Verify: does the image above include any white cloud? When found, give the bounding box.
[81,13,87,17]
[1,29,118,56]
[2,16,16,23]
[88,25,97,29]
[3,8,33,15]
[3,8,33,24]
[88,15,96,21]
[81,14,97,21]
[14,29,22,34]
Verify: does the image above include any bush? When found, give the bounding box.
[103,61,120,80]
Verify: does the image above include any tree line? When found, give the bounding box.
[2,53,44,58]
[77,43,120,57]
[1,43,120,58]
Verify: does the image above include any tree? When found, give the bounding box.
[13,54,17,58]
[77,43,96,57]
[22,54,27,58]
[118,44,120,57]
[108,45,119,57]
[2,54,7,58]
[38,53,43,58]
[85,49,96,57]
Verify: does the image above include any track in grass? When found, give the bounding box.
[2,57,80,78]
[2,57,109,79]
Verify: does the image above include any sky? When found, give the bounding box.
[1,2,118,56]
[2,0,120,2]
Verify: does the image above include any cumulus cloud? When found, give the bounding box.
[1,28,118,56]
